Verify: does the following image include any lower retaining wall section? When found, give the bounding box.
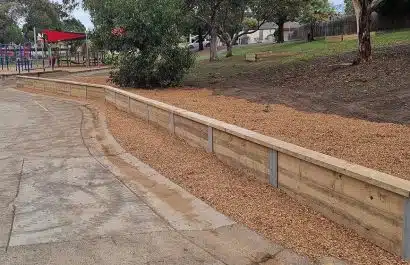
[18,76,107,101]
[16,75,410,260]
[278,152,404,254]
[148,106,169,129]
[213,129,270,183]
[174,115,208,149]
[105,89,115,103]
[115,92,129,112]
[54,82,67,94]
[130,98,148,120]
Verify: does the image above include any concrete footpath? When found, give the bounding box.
[0,83,341,265]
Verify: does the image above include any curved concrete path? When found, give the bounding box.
[0,82,339,265]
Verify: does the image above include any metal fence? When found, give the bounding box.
[290,13,410,41]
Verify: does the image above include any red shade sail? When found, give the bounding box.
[41,30,86,43]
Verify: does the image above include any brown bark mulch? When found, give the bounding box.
[17,86,409,265]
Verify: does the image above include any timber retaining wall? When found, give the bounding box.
[16,75,410,260]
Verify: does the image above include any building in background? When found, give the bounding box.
[238,22,301,45]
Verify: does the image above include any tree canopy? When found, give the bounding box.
[299,0,334,24]
[211,0,268,57]
[344,0,354,15]
[22,0,64,35]
[376,0,410,17]
[0,2,23,43]
[299,0,335,41]
[0,0,85,43]
[61,18,86,33]
[261,0,308,43]
[83,0,195,87]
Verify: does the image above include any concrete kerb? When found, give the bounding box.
[77,104,320,265]
[16,75,410,260]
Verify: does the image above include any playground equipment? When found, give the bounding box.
[41,29,105,68]
[0,29,106,74]
[0,43,35,73]
[58,49,106,68]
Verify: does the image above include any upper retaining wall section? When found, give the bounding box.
[16,75,410,260]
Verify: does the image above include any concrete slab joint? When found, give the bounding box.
[207,127,213,153]
[269,150,278,188]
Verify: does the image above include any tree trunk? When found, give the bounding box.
[353,0,361,35]
[223,34,235,58]
[356,1,372,63]
[226,42,233,57]
[210,26,218,61]
[198,26,204,51]
[277,20,285,43]
[308,23,315,42]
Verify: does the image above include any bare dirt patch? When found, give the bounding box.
[186,45,410,124]
[62,45,410,126]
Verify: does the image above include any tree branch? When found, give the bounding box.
[216,24,230,43]
[368,0,385,12]
[210,0,224,22]
[194,14,211,27]
[236,20,266,39]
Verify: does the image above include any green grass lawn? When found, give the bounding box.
[186,29,410,86]
[207,29,410,63]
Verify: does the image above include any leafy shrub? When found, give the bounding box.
[86,0,194,89]
[111,46,195,88]
[102,52,119,65]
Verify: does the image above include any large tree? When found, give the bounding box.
[187,0,277,60]
[0,0,82,43]
[1,0,77,42]
[22,0,63,37]
[0,2,23,43]
[299,0,335,42]
[185,0,226,61]
[262,0,307,43]
[216,0,267,57]
[352,0,385,63]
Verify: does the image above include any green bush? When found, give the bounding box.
[111,46,195,88]
[102,52,119,65]
[86,0,194,88]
